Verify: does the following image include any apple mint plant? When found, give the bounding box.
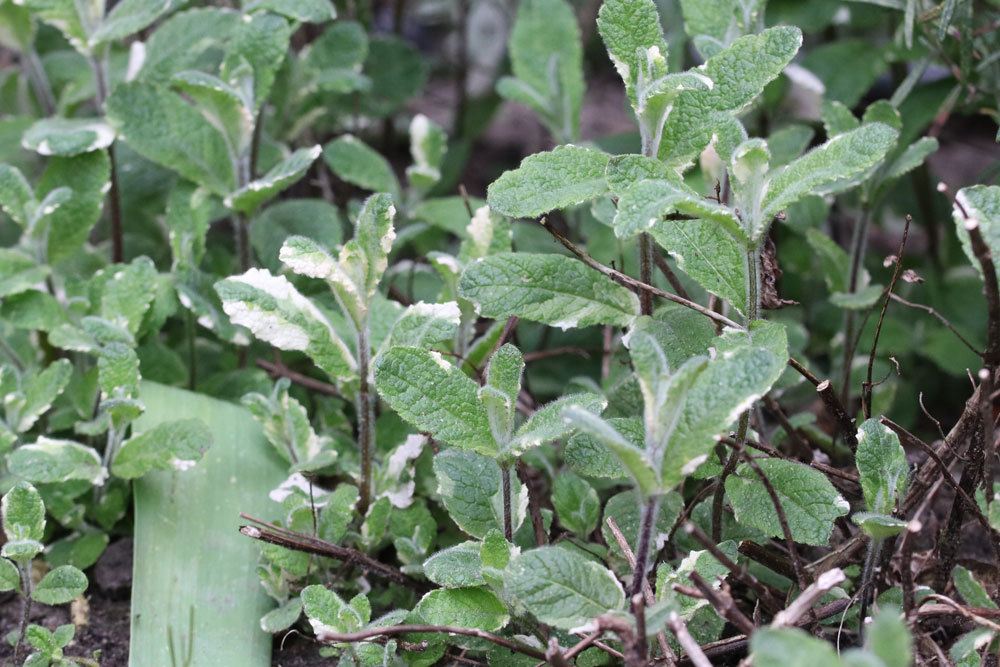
[1,482,87,660]
[1,0,1000,663]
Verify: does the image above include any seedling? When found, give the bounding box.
[1,482,88,661]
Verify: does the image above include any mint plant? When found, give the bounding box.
[1,482,88,661]
[2,0,1000,663]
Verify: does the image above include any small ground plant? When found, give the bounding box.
[0,0,999,664]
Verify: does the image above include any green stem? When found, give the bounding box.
[13,562,32,662]
[356,322,374,516]
[501,463,513,542]
[24,48,55,116]
[712,245,760,541]
[745,245,761,323]
[857,538,883,634]
[631,496,660,597]
[840,206,872,406]
[90,52,124,263]
[638,233,654,315]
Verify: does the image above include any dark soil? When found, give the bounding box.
[0,537,324,666]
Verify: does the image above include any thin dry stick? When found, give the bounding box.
[816,380,859,451]
[239,515,421,589]
[763,396,811,456]
[652,248,691,299]
[737,541,798,582]
[881,416,998,540]
[683,522,783,613]
[950,184,1000,366]
[770,568,846,627]
[711,412,749,542]
[679,599,853,665]
[738,452,810,590]
[862,215,912,419]
[541,217,830,391]
[605,516,675,664]
[540,219,741,330]
[667,482,717,542]
[889,293,982,357]
[313,624,547,660]
[922,596,1000,633]
[687,572,755,635]
[667,613,712,667]
[898,518,923,620]
[561,632,602,662]
[516,462,548,546]
[257,359,341,396]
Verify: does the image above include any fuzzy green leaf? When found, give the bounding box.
[433,450,525,539]
[597,0,668,106]
[501,0,584,141]
[423,542,485,589]
[511,393,606,456]
[565,416,643,480]
[31,565,87,605]
[226,145,321,213]
[552,472,600,537]
[101,257,158,336]
[561,407,658,497]
[725,458,849,546]
[614,179,747,244]
[301,585,364,637]
[751,627,842,667]
[375,346,494,454]
[1,482,45,562]
[222,11,291,109]
[401,123,441,193]
[659,27,802,163]
[260,598,303,634]
[250,198,342,272]
[7,358,72,433]
[852,512,908,539]
[459,252,639,329]
[414,587,509,631]
[91,0,185,45]
[660,342,787,489]
[954,185,1000,283]
[39,151,110,262]
[486,145,609,218]
[323,135,399,195]
[885,136,938,181]
[855,418,909,514]
[8,438,105,485]
[107,81,236,195]
[762,123,899,220]
[481,344,523,445]
[865,606,912,667]
[243,380,333,467]
[649,218,747,312]
[112,418,212,479]
[216,268,357,382]
[0,559,18,592]
[0,165,33,228]
[169,71,252,159]
[505,546,625,630]
[952,566,997,610]
[22,118,114,157]
[245,0,335,22]
[138,8,241,83]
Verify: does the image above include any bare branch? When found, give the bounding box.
[771,568,846,627]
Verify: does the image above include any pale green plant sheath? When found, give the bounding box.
[130,382,286,667]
